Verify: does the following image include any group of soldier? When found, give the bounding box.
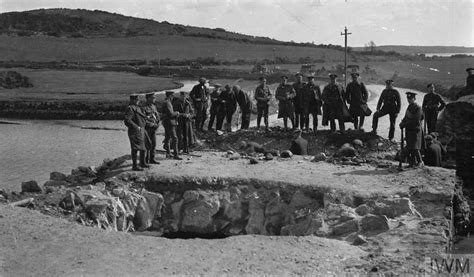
[124,66,462,171]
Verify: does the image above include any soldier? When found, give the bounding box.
[456,67,474,99]
[161,91,182,160]
[124,94,150,171]
[142,92,160,164]
[173,91,195,153]
[275,75,296,130]
[254,77,272,130]
[208,84,222,131]
[372,80,401,140]
[422,83,446,134]
[346,72,369,130]
[219,84,237,131]
[289,129,308,155]
[322,73,346,133]
[400,92,424,167]
[423,135,442,167]
[293,72,306,129]
[302,74,322,132]
[234,85,252,129]
[190,77,209,131]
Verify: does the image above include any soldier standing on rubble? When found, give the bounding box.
[162,91,182,160]
[254,77,272,130]
[275,75,296,131]
[190,77,209,131]
[422,83,446,134]
[142,92,160,164]
[302,74,322,132]
[346,72,369,130]
[293,72,306,129]
[322,73,346,133]
[124,94,150,171]
[234,85,252,129]
[400,92,424,167]
[371,80,401,140]
[208,83,222,131]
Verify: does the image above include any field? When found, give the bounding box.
[0,68,179,102]
[0,35,345,63]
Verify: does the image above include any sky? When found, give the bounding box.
[0,0,472,47]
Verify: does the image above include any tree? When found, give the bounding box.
[365,41,376,53]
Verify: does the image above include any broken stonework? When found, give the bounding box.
[371,198,420,218]
[180,190,220,233]
[360,215,390,234]
[245,193,266,235]
[332,219,359,236]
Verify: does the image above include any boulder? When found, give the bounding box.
[229,153,241,160]
[371,198,420,218]
[136,190,164,231]
[352,139,363,147]
[280,150,293,158]
[280,213,326,236]
[355,204,371,216]
[50,171,67,181]
[264,153,274,160]
[311,153,327,162]
[289,190,319,210]
[325,203,357,223]
[338,143,357,157]
[264,191,290,235]
[43,180,69,188]
[59,191,84,210]
[360,215,390,234]
[331,219,359,236]
[21,180,42,193]
[220,189,243,222]
[249,158,259,164]
[245,193,266,235]
[180,190,220,233]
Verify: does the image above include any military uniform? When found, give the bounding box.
[346,80,369,129]
[422,92,445,134]
[235,89,252,129]
[124,95,149,170]
[400,93,424,166]
[208,87,221,130]
[322,82,346,132]
[161,93,181,159]
[292,81,306,129]
[190,82,209,131]
[219,86,237,131]
[173,96,195,153]
[372,87,401,140]
[254,83,272,129]
[142,101,160,163]
[275,82,296,129]
[302,81,322,131]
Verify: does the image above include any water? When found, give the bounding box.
[0,83,425,191]
[424,52,474,57]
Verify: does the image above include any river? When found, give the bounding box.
[0,82,425,191]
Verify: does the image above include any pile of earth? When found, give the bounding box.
[199,127,399,167]
[0,71,33,89]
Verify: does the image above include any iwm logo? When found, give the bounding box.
[425,255,470,275]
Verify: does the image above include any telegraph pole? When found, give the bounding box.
[340,27,352,86]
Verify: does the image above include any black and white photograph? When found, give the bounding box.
[0,0,473,275]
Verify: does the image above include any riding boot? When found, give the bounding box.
[139,150,150,168]
[131,150,143,171]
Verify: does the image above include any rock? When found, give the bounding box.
[346,234,368,246]
[229,153,241,160]
[311,153,327,162]
[280,213,326,236]
[59,191,84,210]
[289,190,319,210]
[352,139,363,147]
[325,203,357,223]
[43,180,69,188]
[245,193,266,235]
[220,188,243,222]
[21,180,42,193]
[332,219,359,236]
[264,191,290,235]
[112,187,125,197]
[141,190,164,219]
[180,190,220,233]
[264,153,274,160]
[249,158,259,164]
[94,182,106,191]
[355,204,370,216]
[216,130,224,136]
[338,143,357,157]
[280,150,293,158]
[323,190,354,207]
[371,198,420,218]
[50,171,67,181]
[360,215,390,234]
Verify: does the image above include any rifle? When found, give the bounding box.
[399,128,404,170]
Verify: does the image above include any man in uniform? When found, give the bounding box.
[190,77,209,131]
[292,72,306,129]
[346,72,369,130]
[289,129,308,155]
[173,91,195,153]
[162,91,182,160]
[322,73,346,133]
[233,85,252,129]
[254,77,272,130]
[124,94,150,171]
[142,92,160,164]
[302,74,322,132]
[422,83,446,134]
[372,80,401,140]
[400,92,424,167]
[218,84,237,131]
[208,84,222,131]
[423,134,442,167]
[275,75,296,130]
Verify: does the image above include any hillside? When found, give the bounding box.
[354,45,474,55]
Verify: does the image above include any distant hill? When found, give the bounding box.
[354,45,474,55]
